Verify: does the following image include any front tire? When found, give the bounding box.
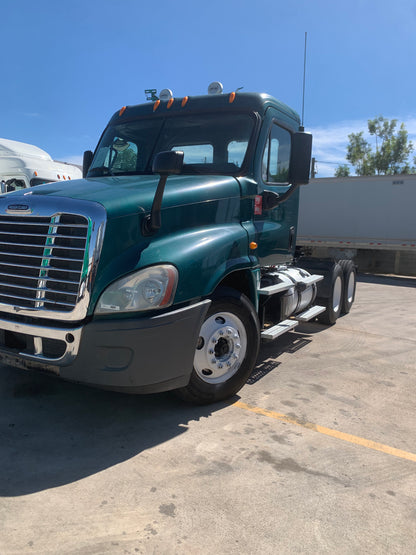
[176,288,260,404]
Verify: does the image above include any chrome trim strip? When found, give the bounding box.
[0,240,85,251]
[0,251,85,262]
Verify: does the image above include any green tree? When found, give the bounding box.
[334,164,350,177]
[336,117,415,176]
[368,116,413,174]
[346,131,374,175]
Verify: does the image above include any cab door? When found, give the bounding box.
[253,113,299,266]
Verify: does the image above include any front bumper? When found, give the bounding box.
[0,300,211,393]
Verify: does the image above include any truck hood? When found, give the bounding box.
[9,174,240,219]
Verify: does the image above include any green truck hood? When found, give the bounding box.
[22,174,240,218]
[7,174,247,310]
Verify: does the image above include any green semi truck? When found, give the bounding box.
[0,85,356,404]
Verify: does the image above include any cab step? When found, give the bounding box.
[261,319,298,341]
[294,305,326,322]
[300,274,324,286]
[258,274,324,297]
[258,282,292,296]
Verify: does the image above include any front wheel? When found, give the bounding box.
[175,289,260,404]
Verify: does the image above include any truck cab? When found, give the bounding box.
[0,87,355,404]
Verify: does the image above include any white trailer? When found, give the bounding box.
[297,174,416,276]
[0,138,82,193]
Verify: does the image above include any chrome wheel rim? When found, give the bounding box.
[194,311,247,384]
[333,276,343,313]
[347,272,355,304]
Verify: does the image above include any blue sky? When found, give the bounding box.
[2,0,416,177]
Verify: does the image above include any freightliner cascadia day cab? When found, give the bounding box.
[0,84,356,404]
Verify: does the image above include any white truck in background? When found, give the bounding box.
[0,138,82,193]
[297,174,416,276]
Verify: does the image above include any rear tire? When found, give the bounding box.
[339,259,356,314]
[175,288,260,405]
[316,263,344,325]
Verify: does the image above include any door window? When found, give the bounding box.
[262,124,291,183]
[3,178,27,192]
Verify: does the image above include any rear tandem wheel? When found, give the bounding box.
[339,259,357,314]
[316,262,344,325]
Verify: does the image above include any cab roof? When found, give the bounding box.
[0,138,52,161]
[109,92,301,127]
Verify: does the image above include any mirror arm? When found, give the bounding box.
[142,175,168,236]
[142,150,184,236]
[273,182,301,205]
[263,182,301,210]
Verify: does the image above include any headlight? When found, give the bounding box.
[95,265,178,314]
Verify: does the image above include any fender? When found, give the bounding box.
[137,223,256,302]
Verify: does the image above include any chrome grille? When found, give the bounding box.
[0,213,89,312]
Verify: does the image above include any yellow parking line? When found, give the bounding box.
[234,401,416,463]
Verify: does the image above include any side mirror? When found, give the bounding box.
[143,151,184,236]
[288,132,312,185]
[83,150,94,178]
[152,150,184,175]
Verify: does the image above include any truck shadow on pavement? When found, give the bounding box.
[0,366,226,497]
[248,331,313,385]
[0,324,326,497]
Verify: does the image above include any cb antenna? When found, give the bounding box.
[301,31,307,130]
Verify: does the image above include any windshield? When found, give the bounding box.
[88,112,256,177]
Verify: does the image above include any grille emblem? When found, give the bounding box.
[6,204,32,214]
